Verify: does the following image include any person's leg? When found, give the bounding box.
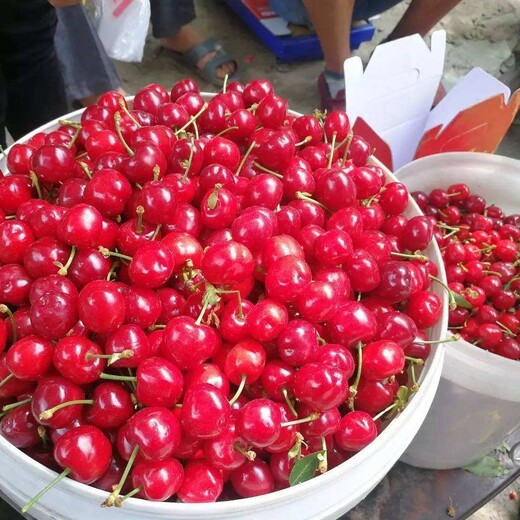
[0,0,68,141]
[151,0,236,82]
[54,5,125,107]
[388,0,462,41]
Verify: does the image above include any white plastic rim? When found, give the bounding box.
[396,151,520,469]
[0,97,446,519]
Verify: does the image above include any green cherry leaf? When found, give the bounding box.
[463,456,509,478]
[452,292,473,310]
[289,450,325,486]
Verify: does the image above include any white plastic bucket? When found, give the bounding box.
[0,99,446,519]
[396,152,520,469]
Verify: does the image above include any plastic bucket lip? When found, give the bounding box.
[0,96,446,518]
[395,151,520,400]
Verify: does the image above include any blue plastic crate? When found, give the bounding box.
[221,0,375,62]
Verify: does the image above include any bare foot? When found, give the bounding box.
[160,24,235,81]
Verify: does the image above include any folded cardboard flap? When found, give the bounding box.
[345,31,520,171]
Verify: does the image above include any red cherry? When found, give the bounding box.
[230,459,275,498]
[177,460,223,503]
[6,335,53,380]
[132,458,184,502]
[0,403,40,448]
[85,382,134,430]
[237,398,281,448]
[334,411,377,451]
[202,241,254,286]
[327,301,377,348]
[136,357,183,408]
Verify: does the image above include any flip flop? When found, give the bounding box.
[317,72,346,113]
[159,38,239,88]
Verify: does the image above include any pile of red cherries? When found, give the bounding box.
[0,78,441,511]
[413,185,520,360]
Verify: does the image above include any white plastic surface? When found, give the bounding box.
[0,99,446,519]
[396,152,520,469]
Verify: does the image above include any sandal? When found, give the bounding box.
[317,72,346,113]
[159,38,239,88]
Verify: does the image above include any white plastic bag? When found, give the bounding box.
[91,0,150,63]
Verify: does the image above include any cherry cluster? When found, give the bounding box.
[413,185,520,360]
[0,78,441,511]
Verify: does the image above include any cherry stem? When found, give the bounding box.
[295,191,330,213]
[282,387,298,417]
[2,397,32,413]
[98,247,133,263]
[0,373,14,390]
[215,289,243,318]
[482,270,502,276]
[341,131,354,166]
[0,304,16,345]
[234,443,256,461]
[228,374,247,406]
[405,356,425,366]
[294,136,312,147]
[429,275,457,310]
[281,412,319,428]
[100,373,137,382]
[39,400,93,421]
[409,364,419,392]
[318,436,328,473]
[78,161,92,179]
[4,215,16,220]
[391,251,428,262]
[215,126,239,138]
[102,445,139,508]
[253,161,283,179]
[174,103,208,136]
[106,260,120,281]
[86,349,135,365]
[116,486,142,506]
[348,341,364,407]
[505,275,520,290]
[22,467,71,514]
[38,425,48,445]
[497,322,516,337]
[54,246,77,276]
[29,171,43,199]
[182,137,196,180]
[58,119,81,130]
[235,141,256,176]
[135,206,145,234]
[327,132,337,169]
[373,402,399,422]
[114,112,135,157]
[118,98,141,128]
[148,324,166,331]
[222,74,229,94]
[151,224,162,241]
[195,300,210,326]
[67,127,81,149]
[415,334,460,345]
[447,192,461,197]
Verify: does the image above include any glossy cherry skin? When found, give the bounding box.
[375,261,413,304]
[202,421,249,471]
[6,336,53,380]
[236,398,281,448]
[85,382,134,430]
[23,237,69,279]
[32,144,75,183]
[224,339,266,385]
[123,407,181,461]
[0,355,34,399]
[129,242,175,289]
[29,292,78,340]
[180,383,231,440]
[293,363,349,411]
[362,340,405,381]
[29,274,78,305]
[326,301,377,348]
[136,357,183,408]
[177,460,224,503]
[262,234,304,270]
[276,319,319,367]
[54,425,112,483]
[162,232,203,272]
[230,459,275,498]
[246,299,289,343]
[105,324,149,368]
[406,290,442,329]
[0,264,33,306]
[315,343,356,379]
[78,281,126,334]
[202,241,254,286]
[83,169,132,218]
[0,220,35,264]
[298,402,341,439]
[377,311,418,350]
[56,204,103,249]
[163,316,221,370]
[31,376,84,429]
[355,378,397,413]
[131,458,184,501]
[0,403,40,448]
[53,336,105,384]
[334,411,377,452]
[265,254,312,303]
